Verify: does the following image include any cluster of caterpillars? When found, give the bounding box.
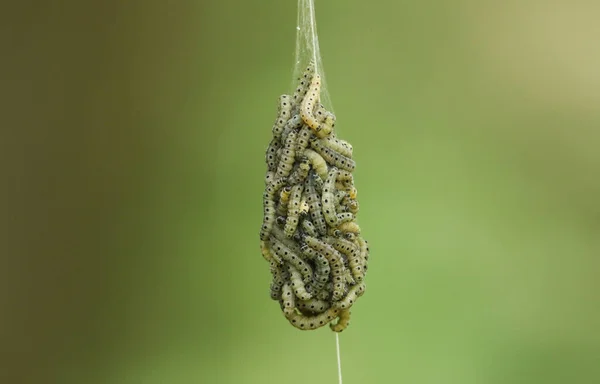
[260,61,369,332]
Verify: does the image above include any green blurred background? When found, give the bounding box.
[2,1,599,383]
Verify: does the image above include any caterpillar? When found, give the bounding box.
[334,282,366,310]
[269,236,313,284]
[337,221,361,235]
[358,237,369,262]
[321,167,339,227]
[264,171,275,185]
[296,125,313,156]
[260,177,287,241]
[299,194,309,215]
[328,237,365,283]
[275,129,297,178]
[270,222,302,254]
[347,198,359,215]
[357,236,370,274]
[269,261,288,300]
[292,60,315,108]
[312,104,335,138]
[347,185,358,199]
[260,240,282,265]
[310,137,356,172]
[265,138,281,172]
[330,308,351,332]
[336,212,355,224]
[301,244,330,294]
[286,307,341,330]
[284,295,340,330]
[316,112,335,138]
[281,114,303,143]
[334,190,348,204]
[343,268,356,285]
[283,291,341,331]
[287,264,312,301]
[284,183,304,238]
[301,219,317,237]
[320,136,353,158]
[297,298,330,314]
[304,236,346,301]
[272,95,292,139]
[276,186,292,216]
[305,174,327,235]
[316,288,330,301]
[303,148,328,180]
[336,169,354,182]
[288,157,310,185]
[280,283,296,316]
[312,168,324,194]
[344,232,357,242]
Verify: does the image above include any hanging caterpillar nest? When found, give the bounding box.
[259,59,369,332]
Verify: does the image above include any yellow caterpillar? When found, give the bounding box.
[330,308,351,332]
[300,73,321,130]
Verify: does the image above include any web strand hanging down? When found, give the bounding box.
[336,333,343,384]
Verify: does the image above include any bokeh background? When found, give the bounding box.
[2,1,599,383]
